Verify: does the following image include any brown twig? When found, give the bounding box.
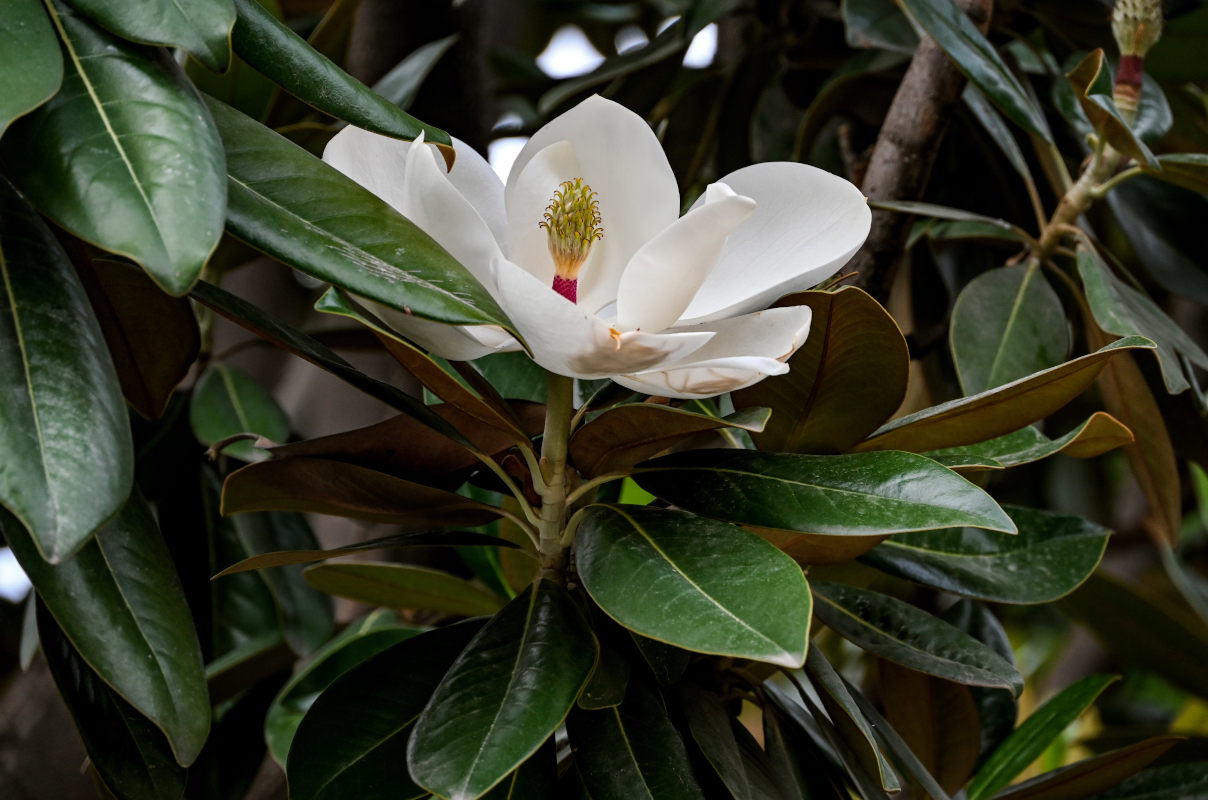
[849,0,994,304]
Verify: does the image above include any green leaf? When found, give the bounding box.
[1143,152,1208,194]
[841,0,917,53]
[869,200,1031,241]
[230,0,451,149]
[37,603,187,800]
[408,580,597,800]
[965,674,1118,800]
[189,279,455,436]
[802,651,901,793]
[634,450,1015,536]
[1,494,210,765]
[925,413,1134,469]
[0,0,62,135]
[567,677,706,800]
[894,0,1051,140]
[1093,762,1208,799]
[811,581,1022,694]
[1059,571,1208,697]
[215,530,516,577]
[994,737,1182,800]
[0,179,132,562]
[287,620,483,800]
[480,741,557,800]
[204,96,515,334]
[732,286,909,454]
[951,266,1070,395]
[854,336,1156,452]
[372,34,459,110]
[223,510,334,655]
[570,405,769,478]
[676,683,756,798]
[222,456,503,527]
[265,612,417,765]
[1077,246,1208,396]
[190,363,290,461]
[576,505,811,667]
[3,1,225,295]
[1063,50,1159,169]
[577,644,630,710]
[304,562,505,616]
[962,85,1035,190]
[941,600,1017,766]
[68,0,235,72]
[860,505,1110,604]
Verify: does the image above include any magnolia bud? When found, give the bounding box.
[1111,0,1164,58]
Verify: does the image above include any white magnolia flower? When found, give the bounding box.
[323,96,870,399]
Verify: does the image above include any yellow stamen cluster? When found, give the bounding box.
[539,178,603,279]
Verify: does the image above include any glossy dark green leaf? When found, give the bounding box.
[568,677,706,800]
[868,200,1032,240]
[0,179,132,562]
[995,737,1181,800]
[0,0,62,135]
[1093,762,1208,799]
[963,85,1034,189]
[942,600,1017,766]
[966,674,1118,800]
[189,279,454,437]
[630,632,691,686]
[408,581,597,800]
[802,651,900,792]
[841,0,917,52]
[1143,153,1208,194]
[304,562,505,616]
[223,510,334,655]
[222,457,502,528]
[230,0,451,149]
[215,530,516,577]
[577,505,811,667]
[811,581,1022,694]
[3,1,225,295]
[205,97,514,334]
[925,413,1134,469]
[732,287,909,454]
[287,620,483,800]
[78,259,200,420]
[69,0,235,72]
[855,336,1155,452]
[571,405,769,478]
[676,683,755,798]
[1063,50,1159,168]
[1078,246,1208,396]
[265,611,416,765]
[1059,571,1208,697]
[861,505,1110,604]
[372,34,459,109]
[37,603,187,800]
[635,450,1015,536]
[578,644,630,710]
[190,363,289,461]
[951,266,1070,395]
[895,0,1050,139]
[1,494,210,765]
[480,741,557,800]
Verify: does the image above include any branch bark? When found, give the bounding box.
[849,0,994,304]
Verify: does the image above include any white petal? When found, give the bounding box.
[507,96,680,314]
[615,184,755,333]
[504,140,582,286]
[358,298,522,361]
[617,306,813,398]
[446,137,509,249]
[323,127,503,292]
[679,163,870,323]
[494,257,713,379]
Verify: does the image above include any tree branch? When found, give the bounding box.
[849,0,994,304]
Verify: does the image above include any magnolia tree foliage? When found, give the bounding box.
[0,0,1207,798]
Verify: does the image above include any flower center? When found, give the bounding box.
[539,178,602,303]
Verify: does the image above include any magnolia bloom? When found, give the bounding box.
[323,96,870,399]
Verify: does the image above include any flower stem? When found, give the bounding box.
[537,372,575,577]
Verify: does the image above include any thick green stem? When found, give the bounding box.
[1034,138,1123,262]
[537,372,575,577]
